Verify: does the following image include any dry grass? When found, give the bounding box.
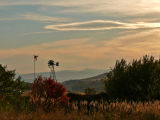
[0,109,105,120]
[1,101,160,120]
[105,101,160,120]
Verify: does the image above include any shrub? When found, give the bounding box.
[31,77,69,111]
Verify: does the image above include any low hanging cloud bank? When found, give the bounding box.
[45,20,160,31]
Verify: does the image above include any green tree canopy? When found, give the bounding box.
[105,55,160,101]
[0,64,25,95]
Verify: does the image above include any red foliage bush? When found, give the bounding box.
[45,78,69,101]
[31,76,69,110]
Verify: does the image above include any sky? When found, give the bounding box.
[1,0,160,74]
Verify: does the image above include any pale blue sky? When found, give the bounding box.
[1,0,160,73]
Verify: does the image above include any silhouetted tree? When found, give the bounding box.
[0,64,25,95]
[105,55,160,101]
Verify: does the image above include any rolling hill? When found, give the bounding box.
[19,69,107,83]
[62,73,107,92]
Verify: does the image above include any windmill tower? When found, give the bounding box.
[48,60,59,80]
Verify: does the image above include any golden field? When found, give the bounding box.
[1,101,160,120]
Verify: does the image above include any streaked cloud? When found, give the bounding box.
[45,20,160,31]
[0,38,90,60]
[21,13,69,22]
[1,29,160,73]
[1,0,160,15]
[0,38,90,73]
[1,30,160,60]
[0,13,69,22]
[1,0,160,73]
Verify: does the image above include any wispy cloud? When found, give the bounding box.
[2,0,160,73]
[45,20,160,31]
[21,13,69,22]
[1,29,160,73]
[0,38,90,60]
[1,28,160,60]
[0,13,69,22]
[1,0,160,15]
[23,31,53,36]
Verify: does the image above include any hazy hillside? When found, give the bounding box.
[19,69,107,83]
[62,73,107,92]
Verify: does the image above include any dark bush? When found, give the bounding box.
[0,64,25,96]
[105,55,160,101]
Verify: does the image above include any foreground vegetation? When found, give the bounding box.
[2,55,160,119]
[1,101,160,120]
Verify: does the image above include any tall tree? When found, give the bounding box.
[105,55,160,101]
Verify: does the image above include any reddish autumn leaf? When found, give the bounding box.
[31,76,69,109]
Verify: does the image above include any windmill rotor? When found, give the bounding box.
[48,60,59,81]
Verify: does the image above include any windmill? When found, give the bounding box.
[48,60,59,81]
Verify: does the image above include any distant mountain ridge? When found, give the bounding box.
[19,69,107,83]
[62,73,107,92]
